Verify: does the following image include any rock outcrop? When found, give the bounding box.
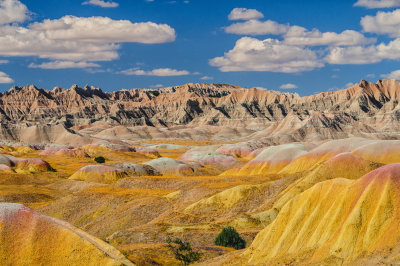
[0,203,133,265]
[2,80,400,144]
[241,164,400,265]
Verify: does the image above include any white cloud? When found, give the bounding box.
[354,0,400,8]
[228,8,264,21]
[200,76,213,80]
[0,25,118,62]
[361,9,400,37]
[325,38,400,64]
[381,69,400,79]
[0,71,13,83]
[120,68,190,76]
[345,82,356,88]
[29,61,101,69]
[284,26,375,46]
[30,16,175,44]
[326,46,381,64]
[0,15,175,62]
[86,68,107,74]
[217,10,397,72]
[280,83,298,89]
[225,20,372,47]
[150,84,164,88]
[0,59,8,64]
[210,37,324,73]
[0,0,29,25]
[225,19,289,35]
[82,0,119,8]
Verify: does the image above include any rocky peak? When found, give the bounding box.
[359,79,369,88]
[8,86,21,93]
[83,84,107,99]
[0,79,400,130]
[52,86,64,94]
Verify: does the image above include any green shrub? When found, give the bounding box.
[214,226,246,250]
[94,156,105,164]
[149,90,160,97]
[167,237,201,265]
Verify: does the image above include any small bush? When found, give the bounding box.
[167,237,201,265]
[94,156,105,164]
[215,226,246,250]
[149,90,160,97]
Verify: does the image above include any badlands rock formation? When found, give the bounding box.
[1,79,400,144]
[0,203,133,265]
[4,80,400,265]
[242,164,400,265]
[70,165,129,184]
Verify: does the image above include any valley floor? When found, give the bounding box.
[1,136,400,265]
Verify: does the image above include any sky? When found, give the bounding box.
[1,0,400,95]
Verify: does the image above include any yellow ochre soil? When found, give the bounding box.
[2,138,400,265]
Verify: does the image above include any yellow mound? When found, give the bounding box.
[0,203,133,265]
[184,183,269,214]
[70,165,128,184]
[0,145,35,156]
[278,138,372,175]
[242,164,400,265]
[14,158,54,173]
[81,144,112,156]
[253,152,381,225]
[221,144,309,176]
[352,140,400,164]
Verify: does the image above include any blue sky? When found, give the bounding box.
[0,0,400,95]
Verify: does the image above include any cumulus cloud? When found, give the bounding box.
[325,38,400,64]
[209,37,324,73]
[0,16,175,62]
[82,0,119,8]
[120,68,190,76]
[29,61,101,69]
[345,82,357,88]
[225,19,372,47]
[280,83,298,89]
[284,26,375,46]
[150,84,164,88]
[217,7,393,72]
[354,0,400,8]
[361,9,400,37]
[381,69,400,79]
[0,0,29,25]
[228,8,264,21]
[200,76,213,80]
[0,25,119,62]
[30,16,175,44]
[225,19,289,35]
[0,71,13,83]
[326,46,381,64]
[0,59,8,64]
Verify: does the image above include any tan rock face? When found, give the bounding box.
[2,80,400,144]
